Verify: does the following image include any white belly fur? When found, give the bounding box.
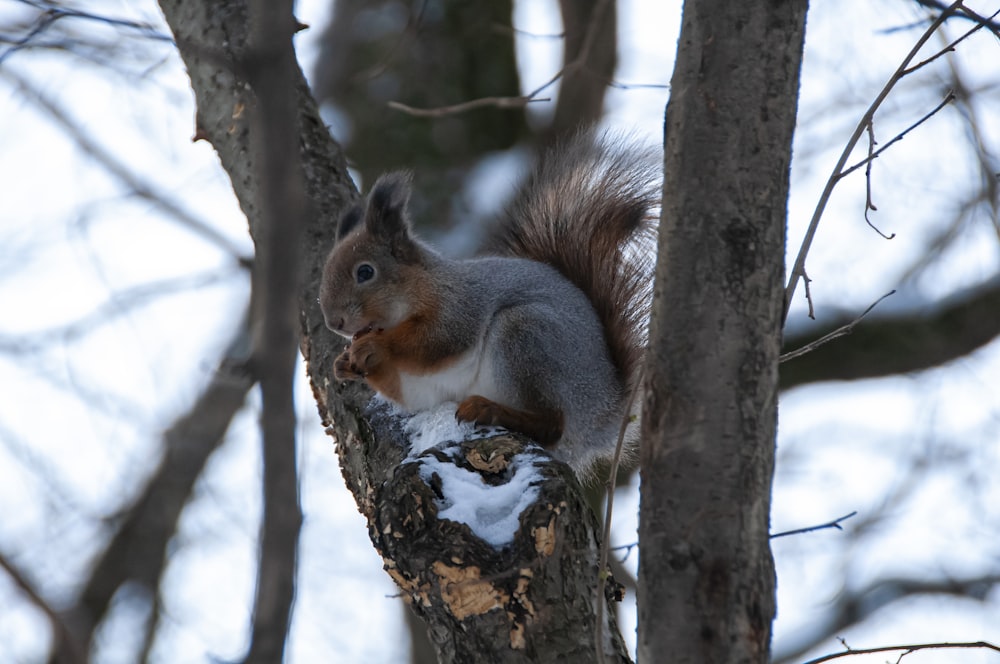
[396,349,496,411]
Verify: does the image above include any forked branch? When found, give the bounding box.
[802,640,1000,664]
[783,1,998,321]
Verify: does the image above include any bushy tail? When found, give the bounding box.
[489,130,660,387]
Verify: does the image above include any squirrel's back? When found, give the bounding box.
[487,131,660,389]
[321,131,659,477]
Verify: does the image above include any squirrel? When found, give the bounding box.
[319,131,659,477]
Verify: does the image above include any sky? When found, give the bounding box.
[0,0,999,662]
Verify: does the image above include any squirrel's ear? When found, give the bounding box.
[365,171,413,243]
[335,205,363,242]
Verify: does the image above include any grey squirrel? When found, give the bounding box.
[319,132,659,476]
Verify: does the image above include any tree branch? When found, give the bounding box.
[779,291,895,364]
[240,1,306,661]
[769,511,857,539]
[784,0,969,321]
[774,575,1000,663]
[0,68,250,262]
[0,551,85,664]
[67,315,253,658]
[803,640,1000,664]
[781,278,1000,389]
[156,1,630,661]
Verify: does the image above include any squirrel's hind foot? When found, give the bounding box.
[456,395,563,447]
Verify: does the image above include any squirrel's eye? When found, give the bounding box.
[356,263,375,284]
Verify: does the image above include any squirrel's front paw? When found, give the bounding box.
[333,347,365,381]
[334,336,384,382]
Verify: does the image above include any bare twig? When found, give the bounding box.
[17,0,169,38]
[388,95,549,118]
[841,91,956,179]
[0,68,251,262]
[772,569,1000,663]
[0,268,240,354]
[595,369,642,664]
[491,23,564,40]
[353,0,428,82]
[802,640,1000,664]
[784,1,970,321]
[901,6,1000,76]
[606,80,669,91]
[769,511,858,539]
[610,541,638,562]
[0,0,170,65]
[780,290,895,363]
[803,269,815,319]
[779,278,1000,388]
[911,0,1000,34]
[861,120,895,239]
[73,315,254,656]
[387,0,612,119]
[935,29,1000,242]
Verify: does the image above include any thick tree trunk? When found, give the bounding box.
[157,2,630,661]
[639,2,808,663]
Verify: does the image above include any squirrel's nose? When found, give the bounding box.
[322,313,343,333]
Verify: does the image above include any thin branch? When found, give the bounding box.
[491,23,565,40]
[784,0,967,321]
[386,0,612,119]
[841,91,956,179]
[605,80,669,91]
[779,278,1000,388]
[18,0,170,39]
[862,120,895,239]
[780,291,895,363]
[803,269,815,319]
[0,551,85,664]
[523,0,612,101]
[0,0,170,65]
[610,542,638,562]
[936,33,1000,242]
[595,368,643,664]
[769,511,858,539]
[352,0,428,83]
[802,640,1000,664]
[73,315,254,656]
[901,6,1000,76]
[387,95,549,118]
[772,570,1000,663]
[0,268,241,354]
[0,68,251,262]
[910,0,1000,34]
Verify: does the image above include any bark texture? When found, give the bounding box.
[157,2,630,661]
[639,2,808,663]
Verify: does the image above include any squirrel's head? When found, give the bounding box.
[319,172,427,338]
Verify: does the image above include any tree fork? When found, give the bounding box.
[157,1,631,661]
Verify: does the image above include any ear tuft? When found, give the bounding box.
[366,171,413,240]
[336,205,363,242]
